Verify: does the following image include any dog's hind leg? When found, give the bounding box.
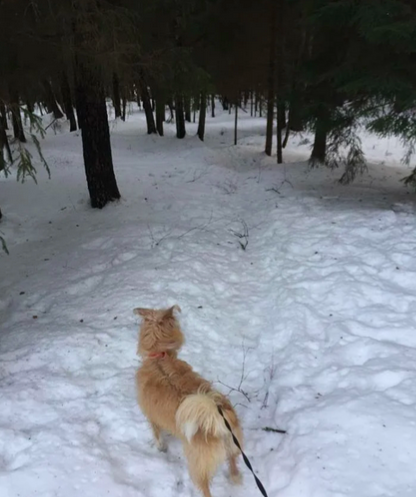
[228,455,242,485]
[151,422,167,452]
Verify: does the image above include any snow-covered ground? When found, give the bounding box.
[1,105,416,497]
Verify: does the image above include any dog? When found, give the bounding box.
[134,305,243,497]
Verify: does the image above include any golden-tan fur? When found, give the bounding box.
[134,305,243,497]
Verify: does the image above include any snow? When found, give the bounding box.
[1,104,416,497]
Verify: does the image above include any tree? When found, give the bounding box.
[197,92,206,141]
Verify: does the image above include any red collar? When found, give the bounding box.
[147,351,167,359]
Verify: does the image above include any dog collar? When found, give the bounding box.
[148,351,167,359]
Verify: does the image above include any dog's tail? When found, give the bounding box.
[176,392,229,442]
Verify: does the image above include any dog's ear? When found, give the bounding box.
[133,308,152,318]
[162,305,181,319]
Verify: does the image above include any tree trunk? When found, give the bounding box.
[0,102,8,130]
[211,95,215,118]
[276,101,284,163]
[276,0,285,163]
[310,114,328,164]
[9,90,26,142]
[112,73,122,118]
[222,97,229,111]
[61,71,77,132]
[234,101,238,145]
[141,84,157,134]
[168,99,174,122]
[184,97,191,122]
[175,95,186,139]
[136,85,141,108]
[197,92,206,141]
[278,103,286,129]
[265,1,278,156]
[75,60,121,208]
[288,94,304,131]
[243,91,249,109]
[155,96,165,136]
[26,100,34,114]
[0,120,12,166]
[121,93,127,121]
[42,79,64,119]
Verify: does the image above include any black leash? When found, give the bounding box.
[217,406,269,497]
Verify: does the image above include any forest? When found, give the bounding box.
[1,0,416,210]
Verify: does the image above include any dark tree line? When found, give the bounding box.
[1,0,416,210]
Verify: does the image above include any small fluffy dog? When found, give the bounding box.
[134,305,243,497]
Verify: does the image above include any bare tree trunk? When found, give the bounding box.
[184,97,191,122]
[141,82,157,134]
[197,92,206,141]
[276,0,285,163]
[288,95,304,131]
[234,101,238,145]
[42,79,64,119]
[155,95,165,136]
[136,85,141,108]
[112,73,122,118]
[75,58,121,208]
[121,93,127,121]
[211,95,215,118]
[265,1,278,156]
[276,102,284,163]
[9,89,26,142]
[0,102,8,130]
[278,103,286,129]
[243,91,249,109]
[168,99,174,122]
[61,71,77,132]
[0,114,12,168]
[310,112,328,164]
[175,95,186,139]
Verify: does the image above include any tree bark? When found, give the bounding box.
[75,60,121,208]
[155,96,165,136]
[276,101,284,163]
[121,93,127,121]
[175,95,186,139]
[61,71,77,132]
[9,89,26,142]
[265,1,278,156]
[184,96,191,122]
[197,92,206,141]
[42,79,64,119]
[278,103,286,129]
[0,102,8,130]
[310,113,328,164]
[288,95,304,131]
[234,101,238,145]
[141,83,157,134]
[112,73,122,118]
[168,99,174,122]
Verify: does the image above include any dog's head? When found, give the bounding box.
[133,305,184,358]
